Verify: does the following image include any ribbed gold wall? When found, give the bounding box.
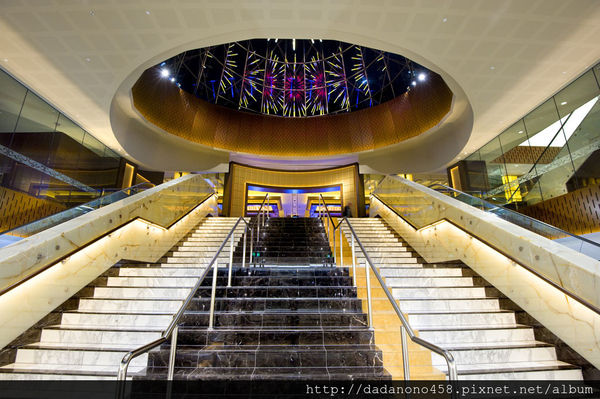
[520,183,600,236]
[132,70,453,157]
[226,163,360,217]
[0,187,66,234]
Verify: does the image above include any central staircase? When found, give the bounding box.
[142,217,387,380]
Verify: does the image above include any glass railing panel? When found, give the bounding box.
[372,176,600,259]
[0,182,154,245]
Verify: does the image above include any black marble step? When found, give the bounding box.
[207,267,349,278]
[187,297,363,312]
[141,366,389,380]
[180,311,367,328]
[194,285,357,298]
[176,328,375,346]
[199,276,353,287]
[148,344,382,369]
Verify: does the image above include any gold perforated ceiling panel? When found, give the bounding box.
[132,70,452,157]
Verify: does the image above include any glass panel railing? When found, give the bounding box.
[0,182,154,247]
[372,175,600,259]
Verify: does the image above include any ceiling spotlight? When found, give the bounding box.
[490,66,495,70]
[411,81,416,86]
[160,68,170,77]
[292,38,296,51]
[417,73,426,81]
[442,17,447,22]
[89,10,95,16]
[85,57,91,62]
[170,77,175,82]
[518,130,523,134]
[145,10,151,15]
[561,101,567,105]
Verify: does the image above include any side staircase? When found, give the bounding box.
[342,217,586,380]
[0,217,244,379]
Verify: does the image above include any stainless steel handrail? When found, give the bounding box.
[317,194,458,381]
[116,215,250,390]
[251,193,269,265]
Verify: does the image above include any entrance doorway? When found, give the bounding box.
[245,184,342,217]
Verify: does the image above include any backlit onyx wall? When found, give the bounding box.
[132,70,453,157]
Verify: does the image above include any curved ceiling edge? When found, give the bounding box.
[130,69,453,157]
[110,32,473,172]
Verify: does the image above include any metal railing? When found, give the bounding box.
[427,183,600,259]
[250,193,270,266]
[0,182,155,244]
[317,194,458,380]
[116,215,252,394]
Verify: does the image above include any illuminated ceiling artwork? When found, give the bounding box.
[154,39,432,118]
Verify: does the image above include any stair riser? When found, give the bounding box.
[15,349,148,367]
[180,312,367,328]
[409,313,516,327]
[40,329,161,345]
[418,328,535,344]
[77,299,181,313]
[392,287,487,299]
[92,287,191,299]
[431,347,557,366]
[106,277,198,287]
[118,268,204,277]
[187,298,363,312]
[400,299,500,312]
[149,349,382,368]
[385,277,474,287]
[61,313,172,328]
[177,330,374,346]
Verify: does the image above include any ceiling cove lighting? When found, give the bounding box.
[150,38,434,118]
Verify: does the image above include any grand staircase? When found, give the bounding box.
[141,217,386,380]
[342,217,585,380]
[242,218,333,266]
[141,266,387,380]
[0,217,244,379]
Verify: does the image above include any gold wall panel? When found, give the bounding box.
[520,183,600,236]
[0,187,66,234]
[226,163,361,217]
[132,70,452,157]
[492,146,561,165]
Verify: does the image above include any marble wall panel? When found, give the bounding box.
[369,188,600,369]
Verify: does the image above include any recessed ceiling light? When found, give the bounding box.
[518,130,523,134]
[145,10,151,15]
[490,66,495,70]
[170,77,175,82]
[89,10,95,16]
[411,81,416,86]
[160,68,170,77]
[2,58,7,62]
[562,71,567,74]
[417,73,426,81]
[85,57,91,62]
[442,17,447,22]
[561,101,567,105]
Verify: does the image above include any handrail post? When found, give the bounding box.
[242,224,247,268]
[400,325,410,380]
[250,228,254,265]
[228,232,234,287]
[351,233,356,287]
[167,325,178,380]
[339,224,343,267]
[208,260,218,330]
[364,261,373,329]
[333,223,337,265]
